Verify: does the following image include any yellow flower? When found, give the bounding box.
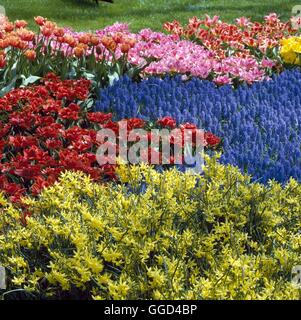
[147,267,165,288]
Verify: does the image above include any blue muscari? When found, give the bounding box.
[95,69,301,184]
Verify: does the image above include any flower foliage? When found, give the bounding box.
[96,69,301,183]
[0,156,300,300]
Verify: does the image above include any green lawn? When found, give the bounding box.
[0,0,298,32]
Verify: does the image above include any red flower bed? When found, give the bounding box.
[164,13,296,61]
[0,74,221,202]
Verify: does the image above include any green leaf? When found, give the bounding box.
[108,71,120,86]
[0,77,17,97]
[22,75,41,87]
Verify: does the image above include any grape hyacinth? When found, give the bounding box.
[96,69,301,183]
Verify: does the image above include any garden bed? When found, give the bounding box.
[0,13,301,300]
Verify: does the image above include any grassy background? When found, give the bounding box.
[0,0,298,32]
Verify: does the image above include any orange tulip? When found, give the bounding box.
[120,43,131,54]
[79,33,91,45]
[44,21,56,31]
[127,38,136,48]
[41,26,53,38]
[54,28,65,38]
[73,44,86,58]
[112,32,123,44]
[0,39,9,49]
[15,20,28,29]
[90,36,100,46]
[4,22,14,33]
[34,16,46,26]
[17,29,35,42]
[56,36,65,44]
[101,36,117,52]
[6,36,20,48]
[63,35,77,47]
[17,40,28,50]
[24,49,37,61]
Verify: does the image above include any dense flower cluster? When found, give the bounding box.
[94,23,275,84]
[0,16,285,88]
[0,157,300,300]
[0,74,220,201]
[96,69,301,183]
[280,36,301,64]
[164,13,295,60]
[0,74,110,202]
[129,29,271,85]
[0,17,142,96]
[1,12,301,301]
[0,17,136,61]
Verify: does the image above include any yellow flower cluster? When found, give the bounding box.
[280,36,301,64]
[0,156,301,300]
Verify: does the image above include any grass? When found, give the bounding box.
[0,0,298,32]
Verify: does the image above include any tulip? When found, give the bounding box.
[79,33,91,45]
[17,29,35,42]
[4,22,14,32]
[63,35,77,47]
[41,26,53,38]
[120,43,131,54]
[73,44,86,58]
[44,21,56,31]
[34,16,46,26]
[96,46,102,55]
[6,36,20,48]
[54,28,65,38]
[0,39,8,49]
[24,49,37,61]
[17,40,28,50]
[15,20,28,29]
[112,32,124,44]
[90,35,100,46]
[101,36,117,52]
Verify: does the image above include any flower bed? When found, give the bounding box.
[0,157,300,300]
[1,12,301,301]
[164,13,295,61]
[0,73,220,202]
[96,68,301,184]
[0,13,294,94]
